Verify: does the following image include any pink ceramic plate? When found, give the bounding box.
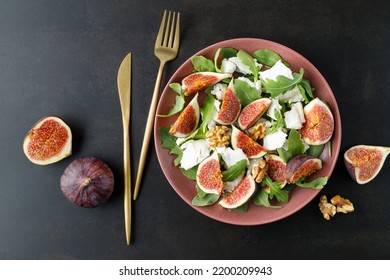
[154,38,341,225]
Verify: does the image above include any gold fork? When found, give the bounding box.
[133,10,180,200]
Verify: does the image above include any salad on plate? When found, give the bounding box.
[158,47,334,212]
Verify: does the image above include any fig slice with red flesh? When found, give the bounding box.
[231,126,267,158]
[284,154,322,184]
[196,152,224,195]
[344,145,390,184]
[216,79,241,125]
[219,173,256,209]
[23,116,72,165]
[299,98,334,145]
[169,93,200,137]
[60,157,114,208]
[266,154,287,187]
[238,98,271,130]
[182,72,232,96]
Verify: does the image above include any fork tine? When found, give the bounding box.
[162,11,172,47]
[173,12,180,50]
[155,10,167,48]
[167,12,176,48]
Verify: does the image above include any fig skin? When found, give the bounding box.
[284,154,322,184]
[219,174,256,209]
[169,93,200,137]
[60,157,114,208]
[344,145,390,184]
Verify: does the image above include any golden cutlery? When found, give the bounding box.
[117,52,132,245]
[133,10,180,200]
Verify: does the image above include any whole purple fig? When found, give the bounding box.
[60,157,114,208]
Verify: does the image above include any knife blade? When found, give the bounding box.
[117,52,132,245]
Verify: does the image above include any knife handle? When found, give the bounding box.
[123,120,131,245]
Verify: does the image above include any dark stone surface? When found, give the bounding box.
[0,0,389,259]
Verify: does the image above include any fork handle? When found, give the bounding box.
[134,60,166,200]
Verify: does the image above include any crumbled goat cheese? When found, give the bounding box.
[237,77,262,94]
[262,129,287,150]
[259,60,293,81]
[267,99,282,120]
[210,83,227,100]
[276,85,304,103]
[221,59,236,73]
[284,102,305,129]
[180,140,211,170]
[219,147,249,168]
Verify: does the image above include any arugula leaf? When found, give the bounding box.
[266,109,285,135]
[157,83,185,117]
[253,49,290,67]
[192,184,220,206]
[253,187,282,208]
[191,55,215,72]
[180,166,198,180]
[158,126,183,166]
[299,78,314,100]
[237,50,259,81]
[234,79,260,106]
[199,93,216,133]
[263,68,304,97]
[276,129,306,162]
[233,202,249,212]
[287,129,306,156]
[295,176,328,189]
[214,48,238,72]
[262,175,289,203]
[306,144,325,157]
[221,159,247,182]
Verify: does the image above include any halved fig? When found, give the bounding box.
[284,154,322,184]
[266,154,287,187]
[216,79,241,125]
[196,152,224,195]
[60,157,114,208]
[344,145,390,184]
[219,174,256,209]
[23,116,72,165]
[238,98,271,130]
[231,126,267,158]
[169,93,200,137]
[182,72,232,96]
[299,98,334,145]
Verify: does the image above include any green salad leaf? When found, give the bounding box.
[237,50,259,81]
[234,79,260,106]
[253,49,290,67]
[277,129,306,162]
[191,55,215,72]
[214,47,238,72]
[221,159,247,182]
[157,83,185,117]
[192,184,220,206]
[158,126,183,166]
[295,176,328,189]
[262,175,289,203]
[263,68,304,97]
[253,187,282,208]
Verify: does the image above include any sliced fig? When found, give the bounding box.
[169,93,200,137]
[238,98,271,130]
[182,72,232,96]
[284,154,322,184]
[23,116,72,165]
[196,152,224,195]
[266,154,287,187]
[299,98,334,145]
[231,126,267,158]
[60,157,114,208]
[216,79,241,125]
[344,145,390,184]
[219,173,256,209]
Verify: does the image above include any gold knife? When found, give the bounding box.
[117,52,132,245]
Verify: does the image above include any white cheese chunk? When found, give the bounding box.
[218,147,249,168]
[284,102,306,129]
[180,140,211,170]
[221,59,236,73]
[277,85,304,103]
[210,83,227,100]
[237,77,262,94]
[227,57,252,75]
[262,129,287,151]
[267,99,282,120]
[259,60,293,81]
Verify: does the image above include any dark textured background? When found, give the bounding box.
[0,0,389,259]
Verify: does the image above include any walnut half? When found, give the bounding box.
[331,195,354,214]
[318,195,336,220]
